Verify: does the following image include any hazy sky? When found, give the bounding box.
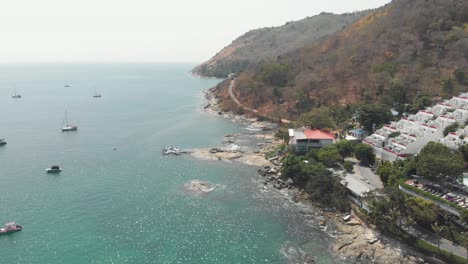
[0,0,390,63]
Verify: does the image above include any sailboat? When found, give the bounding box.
[62,111,78,132]
[92,88,102,98]
[12,88,21,99]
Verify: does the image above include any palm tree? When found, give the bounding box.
[431,222,446,252]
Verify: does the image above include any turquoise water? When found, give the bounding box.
[0,64,335,263]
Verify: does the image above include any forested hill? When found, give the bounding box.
[192,11,368,78]
[211,0,467,121]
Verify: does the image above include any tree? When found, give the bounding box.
[431,222,446,252]
[405,197,439,229]
[335,140,354,158]
[357,104,392,132]
[453,69,466,85]
[295,90,313,113]
[458,144,468,162]
[281,155,309,184]
[274,127,290,143]
[377,162,404,187]
[354,144,375,165]
[443,122,459,137]
[442,78,455,97]
[298,107,334,130]
[304,163,349,211]
[259,61,290,87]
[343,161,354,172]
[413,142,464,181]
[317,146,340,167]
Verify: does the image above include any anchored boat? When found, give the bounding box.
[12,88,21,99]
[46,165,62,173]
[0,222,22,235]
[62,111,78,132]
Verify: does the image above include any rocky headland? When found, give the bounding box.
[195,87,432,264]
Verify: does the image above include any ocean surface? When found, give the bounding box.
[0,64,336,263]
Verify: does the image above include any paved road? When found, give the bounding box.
[354,164,384,189]
[344,157,384,190]
[406,225,467,258]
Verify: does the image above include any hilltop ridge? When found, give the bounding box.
[193,11,369,78]
[201,0,467,121]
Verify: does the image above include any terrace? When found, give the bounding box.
[402,178,468,217]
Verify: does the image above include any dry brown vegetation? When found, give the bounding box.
[212,0,468,120]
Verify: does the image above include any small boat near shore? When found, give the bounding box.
[46,165,62,173]
[0,222,22,235]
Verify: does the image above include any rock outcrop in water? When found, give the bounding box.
[183,180,216,194]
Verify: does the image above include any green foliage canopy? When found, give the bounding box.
[413,142,463,181]
[354,143,375,165]
[317,146,341,167]
[298,107,334,130]
[335,140,354,158]
[357,104,392,132]
[259,62,291,87]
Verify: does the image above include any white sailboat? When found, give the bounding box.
[92,87,102,98]
[62,111,78,132]
[12,88,21,99]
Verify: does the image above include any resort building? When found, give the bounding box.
[288,128,335,152]
[364,93,468,161]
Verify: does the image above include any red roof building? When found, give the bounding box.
[303,130,335,140]
[289,128,335,152]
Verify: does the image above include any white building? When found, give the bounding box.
[364,93,468,161]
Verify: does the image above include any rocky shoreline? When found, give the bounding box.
[198,88,429,264]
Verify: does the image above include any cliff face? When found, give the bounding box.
[216,0,467,120]
[192,12,368,78]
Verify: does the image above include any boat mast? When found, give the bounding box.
[65,111,68,126]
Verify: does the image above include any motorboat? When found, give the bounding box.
[0,222,22,235]
[62,111,78,132]
[162,146,182,155]
[0,138,6,145]
[62,125,78,132]
[46,165,62,173]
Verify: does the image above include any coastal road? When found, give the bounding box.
[406,225,467,258]
[353,163,384,189]
[345,157,384,190]
[228,79,258,113]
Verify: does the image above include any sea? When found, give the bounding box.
[0,64,337,264]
